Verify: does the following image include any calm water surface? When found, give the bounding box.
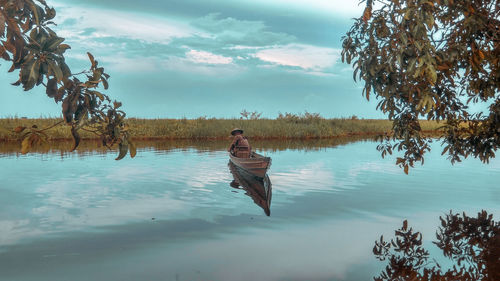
[0,139,499,281]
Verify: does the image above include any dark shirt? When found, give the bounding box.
[228,135,251,155]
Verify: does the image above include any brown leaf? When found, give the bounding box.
[70,127,80,152]
[21,135,31,154]
[363,7,372,23]
[0,13,5,37]
[0,45,10,60]
[62,96,72,123]
[14,126,26,133]
[46,78,58,98]
[478,50,485,60]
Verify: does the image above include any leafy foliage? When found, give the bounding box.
[0,0,135,159]
[342,0,500,173]
[374,210,500,281]
[276,111,324,123]
[240,109,263,120]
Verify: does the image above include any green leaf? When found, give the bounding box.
[102,78,109,90]
[428,65,437,85]
[115,139,128,160]
[425,14,434,30]
[55,43,71,55]
[20,60,35,84]
[26,43,41,52]
[70,127,81,152]
[29,28,38,42]
[407,58,417,73]
[113,126,120,138]
[44,37,65,52]
[47,59,63,82]
[21,135,32,154]
[58,60,72,78]
[87,52,96,68]
[129,140,137,158]
[25,60,41,91]
[45,7,56,20]
[34,28,49,46]
[29,3,41,25]
[90,90,104,101]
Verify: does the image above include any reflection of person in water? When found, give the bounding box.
[228,128,251,158]
[230,179,240,189]
[228,162,272,216]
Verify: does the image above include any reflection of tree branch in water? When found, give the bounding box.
[374,210,500,281]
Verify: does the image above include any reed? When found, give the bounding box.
[0,116,444,141]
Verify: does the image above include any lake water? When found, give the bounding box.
[0,139,499,281]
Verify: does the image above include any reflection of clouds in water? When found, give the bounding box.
[0,152,236,246]
[168,162,231,189]
[0,171,190,246]
[33,193,186,227]
[34,172,186,216]
[347,161,401,178]
[36,175,109,209]
[0,220,35,246]
[105,165,158,183]
[270,159,402,196]
[160,218,394,281]
[0,192,188,247]
[270,163,336,193]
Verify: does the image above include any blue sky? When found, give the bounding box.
[0,0,386,119]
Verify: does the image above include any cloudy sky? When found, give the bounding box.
[0,0,385,119]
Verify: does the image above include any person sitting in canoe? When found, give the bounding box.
[228,128,251,158]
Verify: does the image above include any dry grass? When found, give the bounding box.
[0,116,444,141]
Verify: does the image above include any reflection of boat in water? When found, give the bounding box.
[228,162,272,216]
[229,152,271,178]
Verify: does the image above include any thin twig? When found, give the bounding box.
[39,120,64,132]
[71,70,90,76]
[80,127,102,137]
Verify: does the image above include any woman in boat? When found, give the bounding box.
[228,128,251,158]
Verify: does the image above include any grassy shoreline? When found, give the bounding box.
[0,117,444,141]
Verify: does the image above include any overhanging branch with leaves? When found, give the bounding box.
[0,0,135,160]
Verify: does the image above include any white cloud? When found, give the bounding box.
[191,13,295,46]
[229,45,264,50]
[245,0,372,17]
[160,56,246,76]
[255,44,340,72]
[52,2,200,44]
[285,0,366,15]
[186,50,233,65]
[48,2,342,78]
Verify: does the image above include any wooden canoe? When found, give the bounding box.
[228,162,272,216]
[229,151,271,178]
